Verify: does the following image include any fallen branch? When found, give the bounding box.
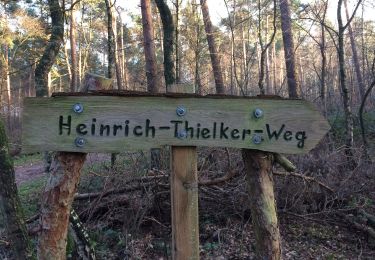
[199,170,237,186]
[273,171,334,193]
[274,154,297,172]
[0,239,10,246]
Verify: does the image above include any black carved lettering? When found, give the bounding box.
[113,124,123,136]
[76,124,87,135]
[145,119,155,137]
[295,131,307,148]
[196,123,201,139]
[201,128,210,139]
[242,129,251,140]
[124,120,129,136]
[213,122,217,139]
[266,124,285,140]
[171,120,183,137]
[231,129,240,139]
[220,123,229,139]
[184,121,194,138]
[91,118,96,135]
[59,115,71,135]
[100,124,110,136]
[283,131,293,141]
[133,125,143,136]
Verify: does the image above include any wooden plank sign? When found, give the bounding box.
[22,94,330,154]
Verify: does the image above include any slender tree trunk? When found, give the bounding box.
[35,0,64,97]
[0,119,33,259]
[141,0,160,93]
[279,0,300,98]
[175,0,180,83]
[200,0,226,94]
[70,0,78,92]
[105,0,115,80]
[319,5,327,112]
[344,0,365,101]
[337,0,355,157]
[155,0,175,87]
[242,150,281,260]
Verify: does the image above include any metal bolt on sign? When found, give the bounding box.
[176,106,187,116]
[73,103,84,113]
[177,130,188,139]
[253,108,263,118]
[252,134,263,144]
[74,137,86,147]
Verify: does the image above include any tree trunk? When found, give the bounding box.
[155,0,175,86]
[337,0,355,158]
[242,150,281,260]
[0,119,33,259]
[200,0,226,94]
[70,0,78,92]
[37,74,111,260]
[175,0,180,83]
[141,0,160,93]
[35,0,64,97]
[344,0,365,101]
[319,2,327,112]
[104,0,115,80]
[279,0,300,98]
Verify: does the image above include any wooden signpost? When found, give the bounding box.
[22,94,329,154]
[22,92,329,259]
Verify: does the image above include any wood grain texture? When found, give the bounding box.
[22,95,329,154]
[171,146,199,260]
[170,84,199,260]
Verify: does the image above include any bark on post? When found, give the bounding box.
[0,119,33,259]
[37,73,112,260]
[242,150,281,260]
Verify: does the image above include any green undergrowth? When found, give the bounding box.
[18,175,46,219]
[13,153,43,167]
[328,110,375,145]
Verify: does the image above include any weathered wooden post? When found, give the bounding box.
[169,84,199,259]
[37,73,112,259]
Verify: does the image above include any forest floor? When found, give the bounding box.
[6,151,375,259]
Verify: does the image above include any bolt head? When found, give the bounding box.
[176,106,186,116]
[177,130,187,139]
[73,103,84,113]
[252,134,262,144]
[253,108,263,118]
[75,137,86,147]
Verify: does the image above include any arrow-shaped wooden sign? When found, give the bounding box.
[22,94,330,154]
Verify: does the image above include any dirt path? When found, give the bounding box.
[15,153,111,186]
[15,162,45,186]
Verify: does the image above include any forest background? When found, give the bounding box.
[1,0,375,259]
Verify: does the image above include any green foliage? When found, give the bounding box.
[18,176,46,218]
[13,153,42,167]
[328,110,375,144]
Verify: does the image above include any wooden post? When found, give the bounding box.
[37,73,112,260]
[242,150,281,260]
[169,84,199,260]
